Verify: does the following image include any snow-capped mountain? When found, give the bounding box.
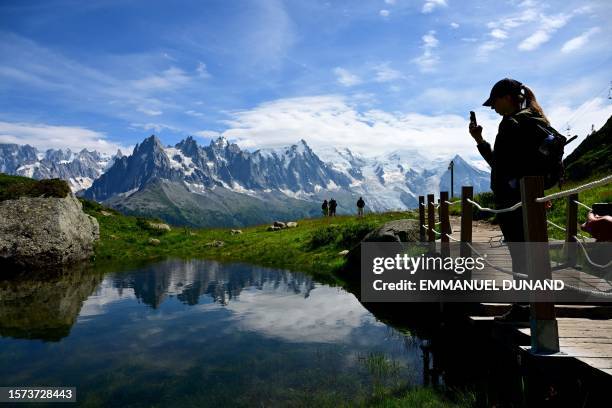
[314,146,489,211]
[1,135,489,226]
[0,143,120,191]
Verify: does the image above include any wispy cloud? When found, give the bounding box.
[561,27,601,53]
[333,67,362,87]
[373,63,403,82]
[131,67,192,91]
[196,61,210,78]
[129,122,179,133]
[379,9,390,17]
[421,0,448,14]
[137,107,163,116]
[413,30,439,72]
[185,110,205,118]
[518,12,572,51]
[0,121,126,154]
[422,0,447,14]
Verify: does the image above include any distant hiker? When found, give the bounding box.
[356,197,365,217]
[321,199,329,217]
[469,78,556,323]
[329,198,337,217]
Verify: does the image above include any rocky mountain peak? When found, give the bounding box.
[176,136,199,156]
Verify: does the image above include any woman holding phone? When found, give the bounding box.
[468,78,551,322]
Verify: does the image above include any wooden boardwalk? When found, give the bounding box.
[444,216,612,380]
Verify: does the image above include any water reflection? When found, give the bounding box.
[0,259,425,407]
[0,264,104,341]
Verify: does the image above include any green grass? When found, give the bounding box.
[83,198,416,285]
[0,173,70,202]
[543,176,611,240]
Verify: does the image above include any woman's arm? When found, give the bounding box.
[469,123,494,166]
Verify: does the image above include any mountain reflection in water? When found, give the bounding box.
[0,259,424,407]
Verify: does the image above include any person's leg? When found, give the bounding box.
[495,206,529,322]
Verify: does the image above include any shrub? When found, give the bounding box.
[0,174,70,201]
[307,221,377,250]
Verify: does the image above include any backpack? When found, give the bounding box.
[534,123,576,189]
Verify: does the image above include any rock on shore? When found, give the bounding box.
[0,194,99,269]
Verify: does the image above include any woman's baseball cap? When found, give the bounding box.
[483,78,523,106]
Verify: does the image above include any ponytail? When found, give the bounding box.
[521,85,550,125]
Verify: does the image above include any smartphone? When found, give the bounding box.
[469,111,477,127]
[592,203,612,216]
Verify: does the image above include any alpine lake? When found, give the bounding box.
[0,259,530,407]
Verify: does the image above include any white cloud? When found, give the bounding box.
[450,22,460,29]
[185,110,205,117]
[0,121,126,154]
[225,284,376,343]
[477,40,504,59]
[384,0,397,4]
[413,30,439,72]
[333,67,362,87]
[379,9,390,17]
[487,8,538,30]
[196,61,210,78]
[131,67,192,91]
[490,29,508,39]
[373,62,403,82]
[129,122,179,133]
[518,12,573,51]
[137,107,163,116]
[221,95,488,157]
[194,130,221,139]
[422,0,447,14]
[561,27,601,53]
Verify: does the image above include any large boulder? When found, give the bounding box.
[342,219,420,281]
[0,194,99,269]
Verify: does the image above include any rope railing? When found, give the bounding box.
[574,236,612,269]
[573,200,592,212]
[535,174,612,203]
[547,219,566,232]
[444,200,461,206]
[466,198,522,214]
[445,233,460,242]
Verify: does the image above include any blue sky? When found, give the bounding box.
[0,0,610,161]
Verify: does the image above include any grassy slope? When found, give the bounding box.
[84,197,415,284]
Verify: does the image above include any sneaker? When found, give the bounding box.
[493,304,530,324]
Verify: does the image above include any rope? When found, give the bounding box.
[444,200,461,206]
[445,233,460,242]
[464,242,525,277]
[573,200,592,212]
[432,229,442,236]
[574,236,612,268]
[547,219,566,232]
[535,175,612,203]
[466,199,522,214]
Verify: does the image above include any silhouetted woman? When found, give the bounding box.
[469,78,551,322]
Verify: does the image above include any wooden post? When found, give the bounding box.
[565,193,578,266]
[427,194,435,242]
[520,176,559,354]
[440,191,450,258]
[419,195,426,242]
[460,187,474,278]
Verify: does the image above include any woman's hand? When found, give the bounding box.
[469,122,484,144]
